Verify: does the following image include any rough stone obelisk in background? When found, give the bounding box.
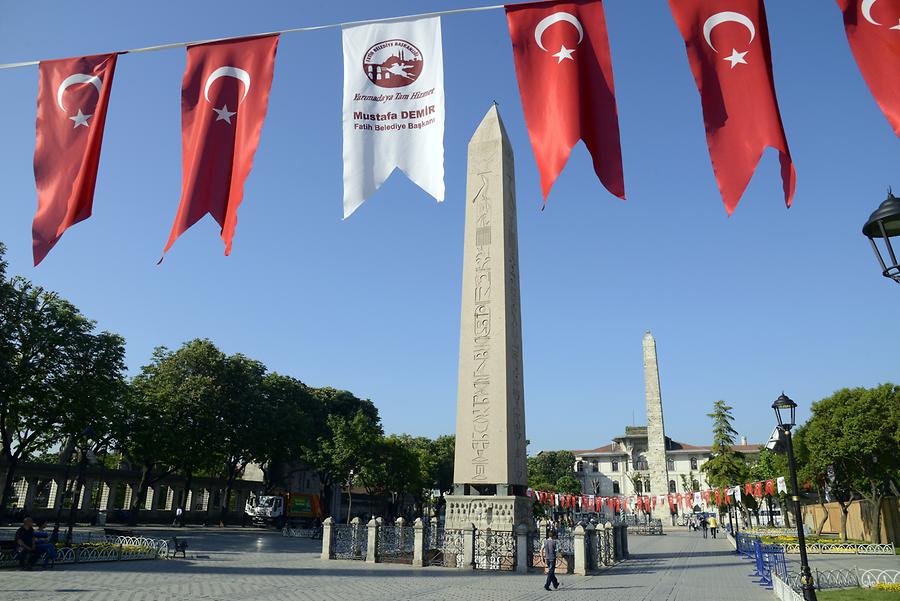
[643,331,671,521]
[445,105,530,532]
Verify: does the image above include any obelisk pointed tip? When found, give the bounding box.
[643,330,654,340]
[470,103,509,146]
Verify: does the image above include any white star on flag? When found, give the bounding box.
[69,109,92,128]
[723,48,748,68]
[213,104,236,124]
[552,44,575,63]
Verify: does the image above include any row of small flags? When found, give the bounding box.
[525,477,788,512]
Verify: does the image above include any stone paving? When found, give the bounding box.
[1,527,889,601]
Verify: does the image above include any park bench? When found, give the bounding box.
[168,536,188,559]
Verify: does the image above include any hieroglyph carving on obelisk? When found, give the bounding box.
[452,104,527,491]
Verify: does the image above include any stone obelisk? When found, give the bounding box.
[445,105,530,532]
[643,331,671,520]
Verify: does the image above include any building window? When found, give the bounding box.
[611,460,619,472]
[612,482,620,494]
[667,458,675,471]
[635,480,643,494]
[669,480,677,493]
[575,461,583,472]
[690,457,698,470]
[692,480,700,492]
[591,461,598,473]
[634,455,648,471]
[646,481,651,493]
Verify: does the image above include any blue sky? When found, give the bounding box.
[1,1,897,454]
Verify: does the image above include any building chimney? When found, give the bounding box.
[740,435,747,446]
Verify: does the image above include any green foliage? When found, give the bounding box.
[701,400,747,490]
[555,475,582,495]
[802,384,900,542]
[0,243,128,510]
[528,451,575,490]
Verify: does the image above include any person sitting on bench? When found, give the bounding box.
[15,517,38,571]
[34,520,57,568]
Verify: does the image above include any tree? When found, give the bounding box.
[305,410,383,523]
[803,385,900,543]
[701,400,748,530]
[132,340,227,522]
[216,353,267,523]
[749,448,790,528]
[555,475,581,495]
[528,451,575,490]
[256,373,318,491]
[0,243,128,512]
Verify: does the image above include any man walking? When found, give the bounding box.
[699,515,708,539]
[708,514,718,539]
[541,530,561,591]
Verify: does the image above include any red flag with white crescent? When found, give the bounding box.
[765,479,775,496]
[836,0,900,136]
[505,0,625,203]
[32,53,117,266]
[754,481,763,497]
[669,0,795,214]
[162,35,279,260]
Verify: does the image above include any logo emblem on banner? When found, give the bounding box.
[363,39,423,88]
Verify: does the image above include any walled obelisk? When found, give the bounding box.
[643,331,671,521]
[445,105,530,532]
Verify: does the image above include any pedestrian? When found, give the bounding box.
[33,520,57,568]
[541,530,561,591]
[15,516,38,571]
[174,506,184,527]
[709,514,718,539]
[699,515,708,539]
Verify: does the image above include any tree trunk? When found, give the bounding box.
[346,488,353,524]
[837,500,849,541]
[0,455,19,514]
[869,494,884,544]
[181,472,193,526]
[220,462,238,526]
[780,496,792,529]
[127,466,153,526]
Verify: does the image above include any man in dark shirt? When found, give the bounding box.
[541,529,561,591]
[15,516,38,570]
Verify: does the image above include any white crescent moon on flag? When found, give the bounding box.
[702,11,756,53]
[56,74,102,111]
[203,66,251,104]
[861,0,881,25]
[534,12,584,52]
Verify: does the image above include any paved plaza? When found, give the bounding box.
[1,528,869,601]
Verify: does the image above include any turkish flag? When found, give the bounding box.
[765,479,775,496]
[669,0,795,214]
[162,35,278,259]
[837,0,900,136]
[505,0,625,202]
[715,488,721,505]
[754,481,763,497]
[32,54,117,266]
[745,482,753,496]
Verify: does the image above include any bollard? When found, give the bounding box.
[573,524,587,576]
[366,518,379,563]
[320,517,335,560]
[350,517,364,559]
[515,523,530,574]
[622,524,629,558]
[412,518,425,567]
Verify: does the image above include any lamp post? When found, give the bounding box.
[862,189,900,284]
[772,393,817,601]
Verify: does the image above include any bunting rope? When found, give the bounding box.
[0,3,507,70]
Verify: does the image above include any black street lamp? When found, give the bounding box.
[862,189,900,284]
[772,393,817,601]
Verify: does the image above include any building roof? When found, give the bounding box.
[572,440,763,456]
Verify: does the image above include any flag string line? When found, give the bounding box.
[0,3,507,70]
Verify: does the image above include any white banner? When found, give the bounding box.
[734,486,742,504]
[776,476,787,494]
[342,16,445,217]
